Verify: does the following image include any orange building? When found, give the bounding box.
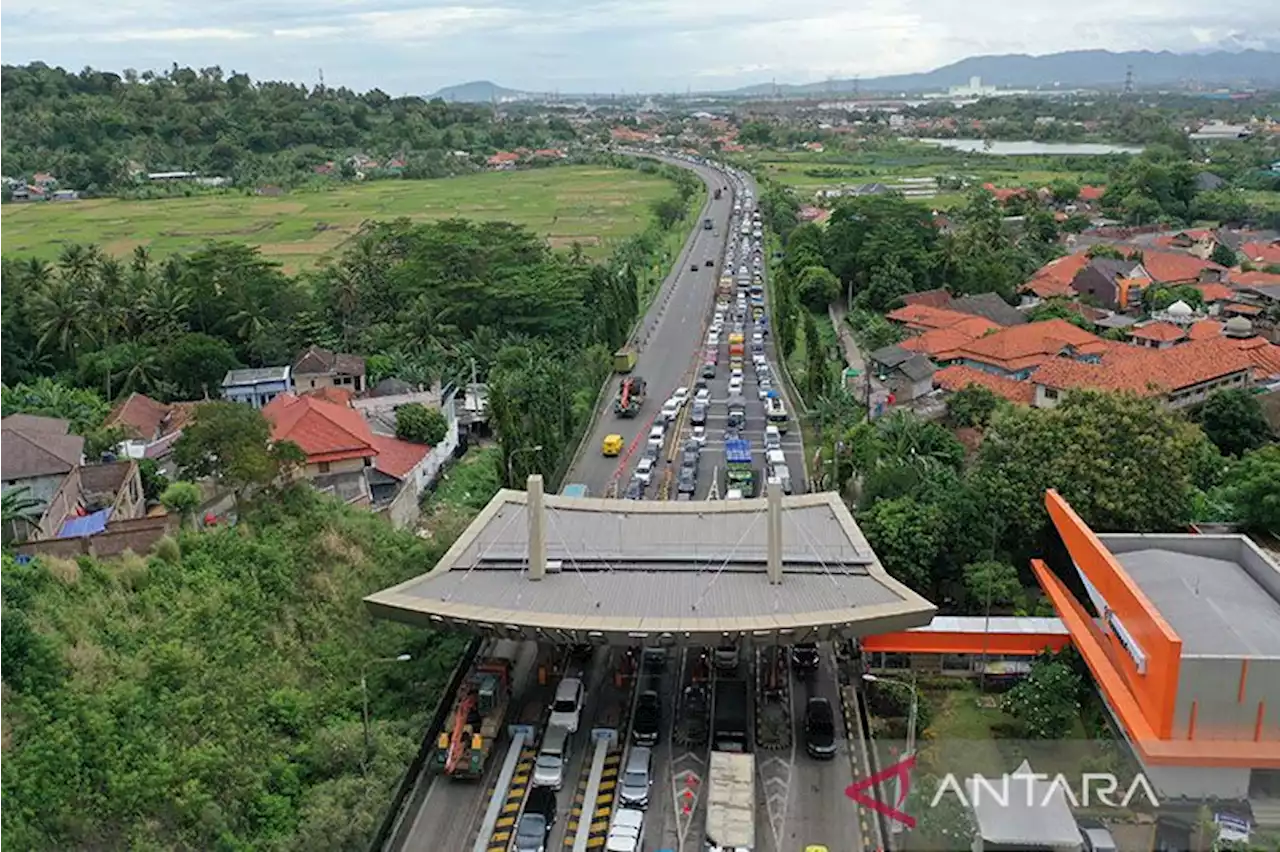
[1033,490,1280,802]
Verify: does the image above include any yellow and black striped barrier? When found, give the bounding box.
[563,750,623,848]
[562,755,593,848]
[486,746,537,852]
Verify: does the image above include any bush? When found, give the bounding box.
[395,402,448,446]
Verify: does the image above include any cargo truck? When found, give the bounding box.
[433,644,516,779]
[614,375,647,417]
[705,751,756,851]
[614,347,638,373]
[711,679,749,752]
[724,439,757,497]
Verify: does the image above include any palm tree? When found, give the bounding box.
[139,276,191,338]
[28,278,86,358]
[2,486,45,543]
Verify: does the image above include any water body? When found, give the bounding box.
[916,138,1145,156]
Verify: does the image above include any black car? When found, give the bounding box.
[633,690,661,746]
[690,263,700,272]
[690,402,708,425]
[804,697,837,760]
[624,480,644,500]
[700,363,716,379]
[704,259,714,267]
[677,467,697,494]
[514,787,557,852]
[791,643,820,672]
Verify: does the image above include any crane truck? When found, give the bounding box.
[432,643,516,779]
[613,375,647,417]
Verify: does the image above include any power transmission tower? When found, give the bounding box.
[1123,64,1134,95]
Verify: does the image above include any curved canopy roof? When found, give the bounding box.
[365,483,935,646]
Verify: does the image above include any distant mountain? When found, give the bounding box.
[430,80,528,103]
[730,49,1280,96]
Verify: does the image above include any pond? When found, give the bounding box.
[915,138,1145,156]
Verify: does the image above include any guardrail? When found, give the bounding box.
[369,637,483,852]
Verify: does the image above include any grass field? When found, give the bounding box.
[0,166,677,271]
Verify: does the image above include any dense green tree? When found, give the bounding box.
[859,495,944,592]
[825,195,940,298]
[857,259,916,312]
[173,402,305,503]
[803,311,830,400]
[946,385,1002,429]
[395,402,448,446]
[961,560,1023,612]
[1217,445,1280,534]
[163,333,243,400]
[1211,242,1240,268]
[1197,389,1273,458]
[1003,653,1083,738]
[1049,179,1080,203]
[795,265,841,310]
[1,378,109,434]
[159,481,203,527]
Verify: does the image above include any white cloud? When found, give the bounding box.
[96,27,257,42]
[353,5,519,41]
[272,25,345,39]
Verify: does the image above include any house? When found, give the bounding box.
[1191,281,1237,312]
[1019,253,1089,305]
[292,346,366,394]
[951,319,1108,380]
[222,366,293,409]
[1140,251,1227,286]
[38,460,146,541]
[1128,321,1188,349]
[352,383,462,491]
[901,288,953,310]
[933,364,1036,404]
[1031,337,1253,410]
[948,292,1027,327]
[1189,121,1252,141]
[1069,257,1149,311]
[1077,185,1106,204]
[486,151,520,169]
[262,393,378,504]
[898,326,985,363]
[103,392,197,462]
[884,304,1000,336]
[867,345,936,402]
[1154,228,1218,259]
[2,415,85,508]
[1241,239,1280,267]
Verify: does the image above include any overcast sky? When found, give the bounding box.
[3,0,1277,94]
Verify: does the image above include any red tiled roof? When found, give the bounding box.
[884,304,1000,334]
[1032,338,1254,397]
[1140,251,1226,284]
[1078,185,1105,201]
[1225,303,1263,316]
[1153,229,1214,249]
[902,288,953,309]
[1187,319,1224,340]
[1022,253,1089,297]
[304,386,354,406]
[955,319,1107,373]
[1242,241,1280,265]
[1233,271,1280,287]
[1129,322,1187,343]
[934,365,1036,404]
[262,393,377,464]
[981,182,1026,202]
[1192,282,1236,303]
[370,434,429,479]
[105,393,172,441]
[486,151,520,165]
[899,327,982,361]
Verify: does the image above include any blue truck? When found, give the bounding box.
[724,439,757,497]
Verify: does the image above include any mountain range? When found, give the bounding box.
[430,49,1280,102]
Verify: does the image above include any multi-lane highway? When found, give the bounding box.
[388,153,869,852]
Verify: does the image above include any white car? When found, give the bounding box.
[758,381,773,400]
[671,386,690,407]
[730,367,743,380]
[728,376,743,394]
[706,332,719,347]
[661,399,680,422]
[765,425,782,450]
[695,387,711,405]
[549,677,585,733]
[635,457,655,484]
[647,424,665,451]
[606,808,645,852]
[691,425,707,446]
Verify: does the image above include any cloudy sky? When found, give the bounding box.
[3,0,1277,94]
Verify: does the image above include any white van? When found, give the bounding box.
[647,425,665,452]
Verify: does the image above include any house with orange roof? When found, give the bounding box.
[262,394,378,501]
[884,304,1000,335]
[1030,338,1253,410]
[952,319,1108,379]
[1190,282,1237,310]
[898,326,983,363]
[1154,229,1217,259]
[933,364,1036,405]
[1232,270,1280,287]
[1019,253,1089,306]
[486,151,521,170]
[1139,251,1228,286]
[1241,239,1280,267]
[902,289,953,310]
[1128,322,1188,350]
[103,392,199,463]
[1186,319,1224,340]
[1077,185,1105,203]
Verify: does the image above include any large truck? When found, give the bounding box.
[614,346,638,374]
[724,438,756,497]
[714,187,723,200]
[433,644,516,779]
[614,375,647,417]
[711,679,749,752]
[705,751,756,852]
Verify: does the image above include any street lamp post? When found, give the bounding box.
[506,444,544,487]
[863,673,919,837]
[361,653,412,773]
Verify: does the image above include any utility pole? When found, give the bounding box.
[1123,64,1134,96]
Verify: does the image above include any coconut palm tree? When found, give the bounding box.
[28,278,87,359]
[2,486,45,543]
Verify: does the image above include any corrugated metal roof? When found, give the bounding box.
[967,760,1080,847]
[908,616,1067,635]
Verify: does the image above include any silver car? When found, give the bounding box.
[618,746,653,809]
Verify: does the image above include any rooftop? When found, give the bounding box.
[365,486,935,645]
[223,366,290,387]
[1,415,84,480]
[1129,322,1187,343]
[293,345,365,377]
[262,393,377,463]
[1140,250,1226,284]
[1102,535,1280,658]
[967,759,1081,848]
[933,364,1036,404]
[955,319,1106,373]
[1031,337,1254,397]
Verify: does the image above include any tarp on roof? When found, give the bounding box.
[725,439,752,464]
[57,508,112,539]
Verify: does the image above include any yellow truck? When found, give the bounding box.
[613,347,637,373]
[602,434,624,456]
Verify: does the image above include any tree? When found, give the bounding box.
[946,385,1001,429]
[859,496,943,592]
[1049,179,1080,204]
[1,487,44,543]
[803,311,830,401]
[163,333,242,400]
[172,402,303,503]
[394,403,448,446]
[1,378,110,435]
[1210,242,1239,268]
[857,259,916,312]
[1218,445,1280,534]
[1198,389,1273,458]
[1003,653,1082,738]
[159,481,203,528]
[961,560,1022,612]
[795,265,841,310]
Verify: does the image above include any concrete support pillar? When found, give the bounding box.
[767,480,783,585]
[527,474,546,581]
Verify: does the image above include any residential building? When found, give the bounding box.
[1019,253,1089,306]
[885,304,1000,337]
[1188,121,1252,141]
[932,364,1035,404]
[1,415,85,507]
[1140,251,1228,286]
[262,393,377,484]
[901,289,1026,326]
[1031,337,1253,410]
[37,460,146,542]
[222,366,293,409]
[1128,321,1188,350]
[1241,239,1280,267]
[1034,491,1280,811]
[867,345,936,402]
[950,319,1108,380]
[352,383,462,492]
[898,326,982,363]
[292,346,367,394]
[1069,257,1149,311]
[486,151,520,169]
[103,392,197,461]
